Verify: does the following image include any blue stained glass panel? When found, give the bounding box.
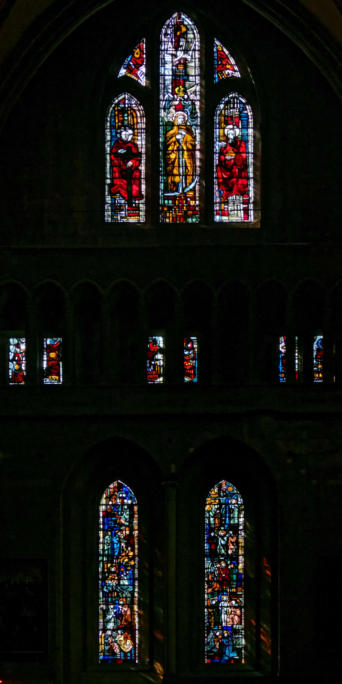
[205,480,244,664]
[99,481,138,663]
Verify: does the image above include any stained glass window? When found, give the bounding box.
[99,481,138,663]
[118,39,146,86]
[8,337,26,385]
[105,93,145,223]
[205,480,244,664]
[278,336,287,383]
[43,338,62,384]
[313,335,323,383]
[160,12,200,223]
[278,336,303,382]
[214,39,240,81]
[295,336,303,381]
[214,94,253,222]
[147,336,164,384]
[184,336,198,382]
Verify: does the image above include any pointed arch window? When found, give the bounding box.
[205,480,244,663]
[105,13,258,225]
[214,94,253,222]
[105,93,145,223]
[99,480,138,663]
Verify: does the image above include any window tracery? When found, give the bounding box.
[105,12,256,225]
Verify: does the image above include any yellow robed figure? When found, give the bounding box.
[165,111,195,193]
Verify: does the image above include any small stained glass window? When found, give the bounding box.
[118,39,146,85]
[160,12,200,223]
[147,336,165,384]
[99,481,138,663]
[278,335,287,383]
[105,93,145,223]
[184,336,198,382]
[214,93,253,222]
[278,336,303,382]
[313,335,323,383]
[43,338,62,384]
[214,39,240,81]
[8,337,26,385]
[205,480,244,664]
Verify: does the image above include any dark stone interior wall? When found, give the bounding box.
[0,1,341,682]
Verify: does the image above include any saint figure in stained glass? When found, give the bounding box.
[184,336,198,382]
[214,94,253,222]
[99,481,138,663]
[118,39,146,86]
[147,336,165,384]
[205,480,244,664]
[214,39,240,81]
[43,338,62,384]
[105,93,145,223]
[160,12,200,223]
[8,337,26,385]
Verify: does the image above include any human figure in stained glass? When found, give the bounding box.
[165,112,195,194]
[44,339,62,382]
[125,41,144,80]
[216,120,248,211]
[110,126,142,205]
[10,340,25,383]
[215,43,236,79]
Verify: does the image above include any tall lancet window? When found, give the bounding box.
[105,93,145,223]
[160,12,200,223]
[99,481,138,662]
[214,94,253,222]
[205,480,244,663]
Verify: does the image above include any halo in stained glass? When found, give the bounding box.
[214,93,253,222]
[118,39,146,86]
[214,39,240,81]
[205,480,244,664]
[160,12,200,223]
[105,92,145,223]
[99,480,138,663]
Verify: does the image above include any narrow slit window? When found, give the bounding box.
[43,338,63,384]
[99,481,138,662]
[313,335,323,383]
[278,336,303,382]
[147,336,165,384]
[295,336,303,382]
[184,336,198,382]
[205,480,244,663]
[8,337,26,385]
[278,335,287,383]
[160,12,200,223]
